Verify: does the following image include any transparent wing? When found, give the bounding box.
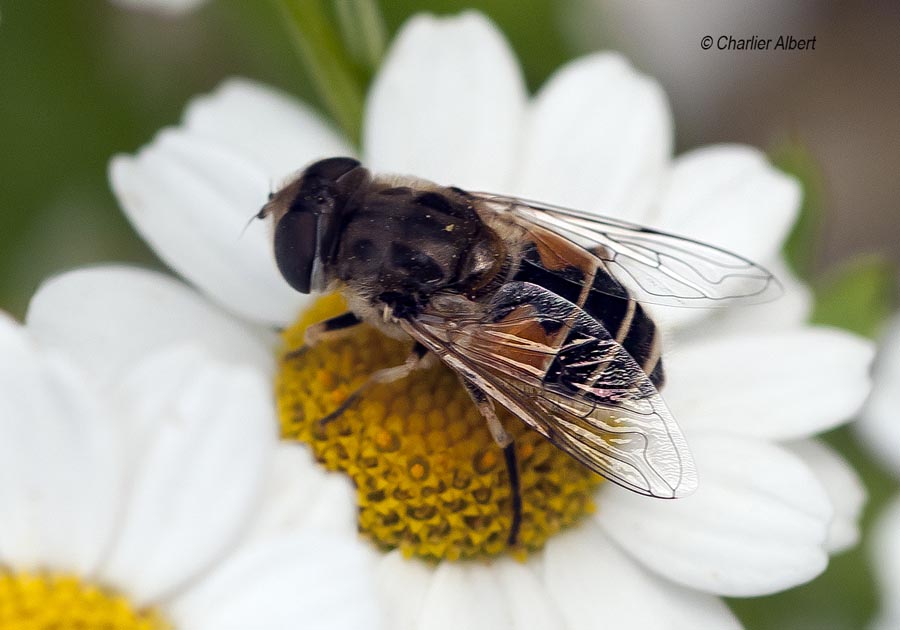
[402,282,697,498]
[475,193,781,308]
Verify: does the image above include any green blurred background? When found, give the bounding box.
[1,2,898,628]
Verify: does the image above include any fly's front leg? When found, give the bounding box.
[316,342,431,428]
[461,378,522,547]
[285,312,362,360]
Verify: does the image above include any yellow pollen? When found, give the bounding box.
[277,294,602,561]
[0,571,170,630]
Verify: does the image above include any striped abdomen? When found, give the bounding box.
[508,237,664,388]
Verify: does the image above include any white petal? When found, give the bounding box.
[514,53,672,221]
[246,443,359,541]
[857,313,900,475]
[645,145,801,332]
[169,536,381,630]
[184,78,354,183]
[870,496,900,630]
[596,435,832,596]
[364,12,526,191]
[664,327,874,440]
[872,611,900,630]
[0,317,123,576]
[493,558,565,630]
[542,523,741,630]
[110,130,311,325]
[654,145,800,262]
[98,348,276,604]
[376,555,566,630]
[375,550,434,630]
[418,560,512,630]
[26,266,275,385]
[789,439,866,553]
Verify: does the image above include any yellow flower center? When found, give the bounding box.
[0,571,170,630]
[277,294,602,561]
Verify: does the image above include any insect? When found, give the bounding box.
[259,157,780,545]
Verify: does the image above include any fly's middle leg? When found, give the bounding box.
[461,378,522,547]
[315,342,430,429]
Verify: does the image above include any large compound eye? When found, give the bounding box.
[303,157,360,183]
[274,210,318,294]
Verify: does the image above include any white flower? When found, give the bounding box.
[0,305,379,630]
[858,314,900,630]
[92,10,874,629]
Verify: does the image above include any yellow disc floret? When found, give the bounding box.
[277,294,602,561]
[0,571,169,630]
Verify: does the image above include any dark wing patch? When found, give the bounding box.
[402,282,697,499]
[476,193,781,308]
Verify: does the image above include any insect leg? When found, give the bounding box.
[286,312,362,360]
[317,342,430,427]
[461,379,522,547]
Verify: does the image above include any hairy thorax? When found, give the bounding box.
[329,180,510,330]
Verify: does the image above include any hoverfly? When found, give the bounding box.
[259,157,780,545]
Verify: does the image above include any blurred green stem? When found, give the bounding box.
[773,143,823,280]
[334,0,386,71]
[811,255,897,338]
[277,0,365,145]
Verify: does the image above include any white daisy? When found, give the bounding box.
[0,307,379,630]
[93,10,873,628]
[858,314,900,630]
